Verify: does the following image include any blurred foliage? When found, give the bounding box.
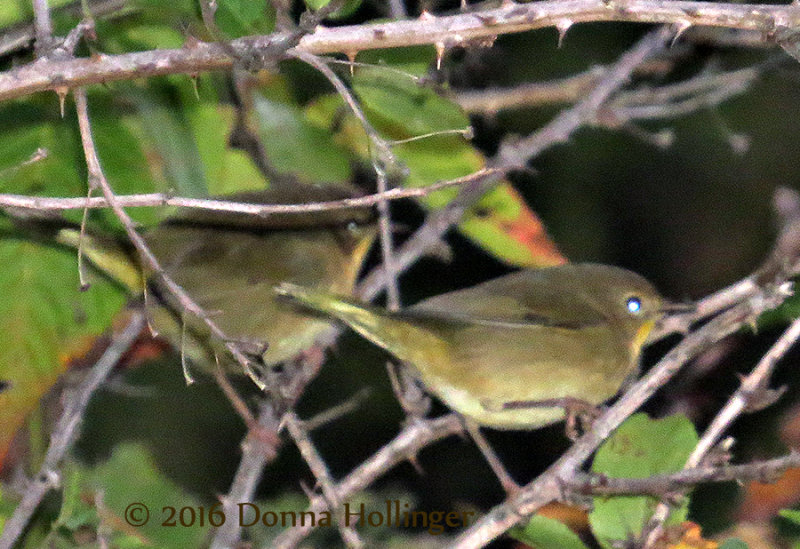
[0,0,799,548]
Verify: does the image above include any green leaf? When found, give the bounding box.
[71,443,210,547]
[123,77,270,199]
[0,0,74,28]
[757,285,800,330]
[53,462,99,532]
[460,184,567,267]
[128,0,201,26]
[511,514,590,549]
[354,68,470,139]
[0,91,163,228]
[0,483,16,530]
[0,100,84,201]
[781,508,800,526]
[254,93,353,185]
[113,22,188,51]
[303,0,363,19]
[126,84,208,198]
[175,79,269,196]
[589,413,698,549]
[0,236,126,473]
[214,0,275,37]
[357,46,437,77]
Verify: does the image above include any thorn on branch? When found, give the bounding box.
[671,20,692,46]
[556,19,573,48]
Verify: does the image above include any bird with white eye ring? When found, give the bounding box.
[276,262,682,431]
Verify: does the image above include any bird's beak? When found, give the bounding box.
[661,300,695,314]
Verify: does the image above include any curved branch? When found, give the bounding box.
[1,0,797,103]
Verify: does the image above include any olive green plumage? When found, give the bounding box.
[57,185,376,370]
[276,264,666,429]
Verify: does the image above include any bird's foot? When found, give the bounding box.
[498,397,604,441]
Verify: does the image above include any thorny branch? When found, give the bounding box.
[643,309,800,547]
[283,411,364,548]
[1,0,799,102]
[210,389,371,548]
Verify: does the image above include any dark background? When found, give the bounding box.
[65,3,800,546]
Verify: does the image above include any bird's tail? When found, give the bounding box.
[274,283,440,365]
[55,228,143,293]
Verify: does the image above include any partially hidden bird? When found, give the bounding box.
[276,263,670,429]
[50,183,376,372]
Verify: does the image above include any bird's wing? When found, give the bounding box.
[407,269,609,330]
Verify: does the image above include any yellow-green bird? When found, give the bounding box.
[276,264,669,429]
[54,184,376,371]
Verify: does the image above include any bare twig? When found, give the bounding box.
[387,0,408,20]
[284,412,364,548]
[210,400,282,549]
[32,0,54,58]
[453,55,683,115]
[455,68,609,113]
[456,64,759,124]
[609,67,760,122]
[0,147,48,178]
[270,415,464,549]
[0,311,145,549]
[303,388,372,432]
[0,0,128,58]
[0,170,499,215]
[211,389,369,549]
[496,26,674,167]
[375,167,401,310]
[289,49,403,308]
[568,452,800,497]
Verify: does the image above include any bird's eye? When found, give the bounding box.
[626,296,643,314]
